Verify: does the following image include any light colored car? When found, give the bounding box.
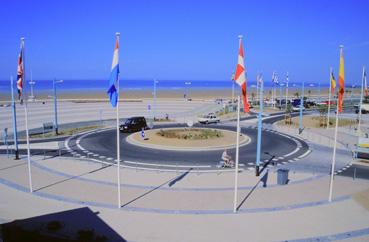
[292,105,306,112]
[198,114,220,124]
[355,103,369,114]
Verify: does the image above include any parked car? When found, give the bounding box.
[119,116,148,133]
[355,103,369,114]
[198,114,220,124]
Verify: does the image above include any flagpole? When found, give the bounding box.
[115,32,121,208]
[329,45,344,202]
[233,95,240,213]
[327,68,332,129]
[231,73,235,103]
[255,75,263,176]
[358,66,365,136]
[20,37,33,192]
[328,99,339,202]
[256,75,259,105]
[10,76,20,160]
[285,72,289,111]
[299,82,304,134]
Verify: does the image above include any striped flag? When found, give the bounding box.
[17,42,24,101]
[338,47,345,113]
[273,72,279,85]
[234,37,249,113]
[107,35,120,107]
[330,70,336,93]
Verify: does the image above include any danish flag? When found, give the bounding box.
[234,37,249,113]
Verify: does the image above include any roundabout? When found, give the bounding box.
[65,123,310,171]
[126,127,250,151]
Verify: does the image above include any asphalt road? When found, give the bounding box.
[337,164,369,180]
[68,122,309,170]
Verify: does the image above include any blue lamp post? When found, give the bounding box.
[53,79,63,135]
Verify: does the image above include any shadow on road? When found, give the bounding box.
[121,168,193,208]
[1,207,127,241]
[0,162,27,171]
[34,164,113,192]
[236,170,269,211]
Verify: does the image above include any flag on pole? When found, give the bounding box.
[108,37,120,107]
[17,42,24,101]
[338,47,345,113]
[235,37,249,113]
[330,70,336,93]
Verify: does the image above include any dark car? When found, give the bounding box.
[119,116,148,133]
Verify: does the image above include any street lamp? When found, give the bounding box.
[53,79,63,135]
[153,79,159,120]
[29,80,36,100]
[185,81,191,101]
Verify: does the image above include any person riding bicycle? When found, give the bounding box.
[221,149,233,167]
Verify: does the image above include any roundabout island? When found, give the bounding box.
[126,127,250,151]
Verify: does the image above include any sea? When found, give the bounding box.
[0,79,333,93]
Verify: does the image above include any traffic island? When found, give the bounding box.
[126,127,250,151]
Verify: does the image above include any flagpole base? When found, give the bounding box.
[255,165,260,176]
[14,150,19,160]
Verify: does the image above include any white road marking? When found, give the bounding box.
[297,149,311,159]
[123,160,211,168]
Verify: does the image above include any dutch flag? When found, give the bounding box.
[108,34,120,107]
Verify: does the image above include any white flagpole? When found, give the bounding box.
[329,45,344,202]
[233,95,240,213]
[21,37,33,193]
[116,32,121,208]
[285,72,289,111]
[328,99,339,202]
[271,72,274,108]
[327,68,332,129]
[256,76,259,105]
[231,73,235,103]
[358,66,365,136]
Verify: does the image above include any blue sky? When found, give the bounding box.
[0,0,368,84]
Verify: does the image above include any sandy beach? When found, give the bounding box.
[0,86,361,103]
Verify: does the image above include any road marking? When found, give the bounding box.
[123,160,212,168]
[297,149,311,159]
[283,147,300,157]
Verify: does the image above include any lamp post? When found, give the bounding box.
[185,81,191,101]
[153,79,158,120]
[53,79,63,135]
[29,80,35,101]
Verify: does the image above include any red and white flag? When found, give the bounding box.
[17,42,24,100]
[234,37,250,113]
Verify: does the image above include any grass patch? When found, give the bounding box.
[279,115,357,128]
[157,128,223,140]
[29,125,101,138]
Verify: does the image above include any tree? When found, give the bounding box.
[294,92,300,98]
[308,90,312,97]
[285,103,293,125]
[318,105,328,127]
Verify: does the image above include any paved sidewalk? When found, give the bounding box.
[1,154,369,241]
